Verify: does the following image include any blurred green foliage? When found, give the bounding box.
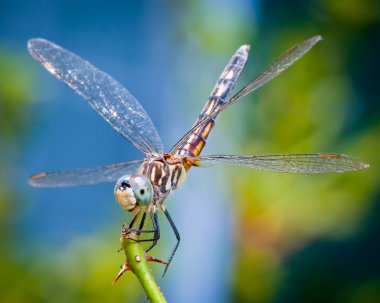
[0,52,32,137]
[221,1,379,302]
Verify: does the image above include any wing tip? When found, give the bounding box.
[319,153,369,171]
[312,35,323,42]
[242,44,251,51]
[338,154,370,170]
[28,172,47,187]
[303,35,323,49]
[27,38,46,61]
[27,38,58,63]
[237,44,250,55]
[308,35,323,45]
[27,38,46,50]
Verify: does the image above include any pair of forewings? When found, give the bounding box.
[28,36,368,188]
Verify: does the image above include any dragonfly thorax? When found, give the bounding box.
[139,157,187,197]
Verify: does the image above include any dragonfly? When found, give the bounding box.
[28,35,368,275]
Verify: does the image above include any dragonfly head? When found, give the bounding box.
[114,174,153,212]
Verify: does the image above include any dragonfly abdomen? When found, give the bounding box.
[175,118,215,158]
[174,45,249,159]
[140,160,186,196]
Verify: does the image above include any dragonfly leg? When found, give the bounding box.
[129,229,156,233]
[128,207,154,233]
[159,203,180,277]
[129,206,160,245]
[128,209,142,229]
[136,210,148,235]
[145,206,160,252]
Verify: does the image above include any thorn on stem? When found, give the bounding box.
[112,262,131,286]
[145,254,169,265]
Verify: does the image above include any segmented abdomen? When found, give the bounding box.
[175,45,249,159]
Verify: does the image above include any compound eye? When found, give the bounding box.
[129,174,153,206]
[119,180,131,191]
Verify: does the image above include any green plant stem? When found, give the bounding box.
[121,230,167,303]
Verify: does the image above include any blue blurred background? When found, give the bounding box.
[0,0,379,302]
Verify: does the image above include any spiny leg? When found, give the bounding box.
[130,207,160,244]
[145,206,160,253]
[160,203,180,277]
[128,209,142,229]
[129,207,155,234]
[136,211,147,235]
[128,208,155,234]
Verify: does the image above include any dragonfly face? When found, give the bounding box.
[114,174,154,212]
[27,35,368,275]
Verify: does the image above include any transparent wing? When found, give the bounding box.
[191,153,369,173]
[170,36,322,153]
[220,35,323,110]
[29,160,143,187]
[28,38,163,156]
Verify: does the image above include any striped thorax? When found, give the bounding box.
[140,155,187,196]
